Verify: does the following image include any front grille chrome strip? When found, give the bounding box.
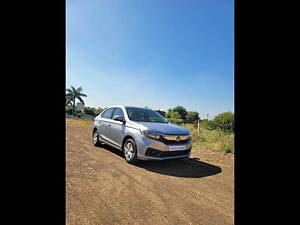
[161,135,190,141]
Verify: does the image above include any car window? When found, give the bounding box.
[112,107,124,119]
[101,108,115,119]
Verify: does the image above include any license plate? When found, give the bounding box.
[168,145,187,151]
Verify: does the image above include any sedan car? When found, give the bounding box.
[92,105,192,163]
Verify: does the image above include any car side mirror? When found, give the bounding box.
[113,115,125,122]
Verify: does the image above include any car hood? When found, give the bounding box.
[130,121,190,135]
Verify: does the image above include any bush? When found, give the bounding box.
[169,118,183,124]
[83,107,96,116]
[200,119,214,130]
[211,112,234,133]
[167,111,183,124]
[83,107,103,116]
[186,111,199,123]
[200,119,208,127]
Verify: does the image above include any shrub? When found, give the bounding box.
[83,107,103,116]
[83,107,96,116]
[200,119,209,128]
[169,118,183,124]
[167,111,183,124]
[186,111,199,123]
[200,119,216,130]
[211,112,234,133]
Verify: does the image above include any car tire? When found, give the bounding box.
[93,130,101,147]
[123,138,138,164]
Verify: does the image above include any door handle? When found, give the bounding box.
[108,123,111,126]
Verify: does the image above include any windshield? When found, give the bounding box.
[125,107,167,123]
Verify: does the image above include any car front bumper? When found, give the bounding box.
[135,135,192,161]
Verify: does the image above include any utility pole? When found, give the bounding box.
[197,119,200,137]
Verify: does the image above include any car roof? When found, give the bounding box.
[107,105,149,109]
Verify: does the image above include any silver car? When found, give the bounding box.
[92,105,192,163]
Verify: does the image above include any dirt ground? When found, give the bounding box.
[66,120,234,225]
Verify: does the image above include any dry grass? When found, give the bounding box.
[66,118,93,127]
[182,123,234,154]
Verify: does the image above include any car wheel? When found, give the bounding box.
[93,130,101,147]
[123,139,138,164]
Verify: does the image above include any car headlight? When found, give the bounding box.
[141,130,161,140]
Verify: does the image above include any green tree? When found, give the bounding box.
[172,106,187,120]
[186,111,199,123]
[168,111,183,124]
[166,106,188,121]
[66,86,87,115]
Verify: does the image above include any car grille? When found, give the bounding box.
[159,137,190,145]
[145,148,191,158]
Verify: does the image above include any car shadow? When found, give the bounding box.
[98,144,222,178]
[98,143,124,157]
[135,158,222,178]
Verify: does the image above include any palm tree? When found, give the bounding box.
[66,86,87,115]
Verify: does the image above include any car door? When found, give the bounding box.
[109,107,126,148]
[98,107,115,142]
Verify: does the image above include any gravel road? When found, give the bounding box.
[66,121,234,225]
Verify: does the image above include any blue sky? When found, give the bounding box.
[67,0,234,119]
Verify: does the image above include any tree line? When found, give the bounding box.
[164,106,234,133]
[166,106,199,124]
[66,86,234,132]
